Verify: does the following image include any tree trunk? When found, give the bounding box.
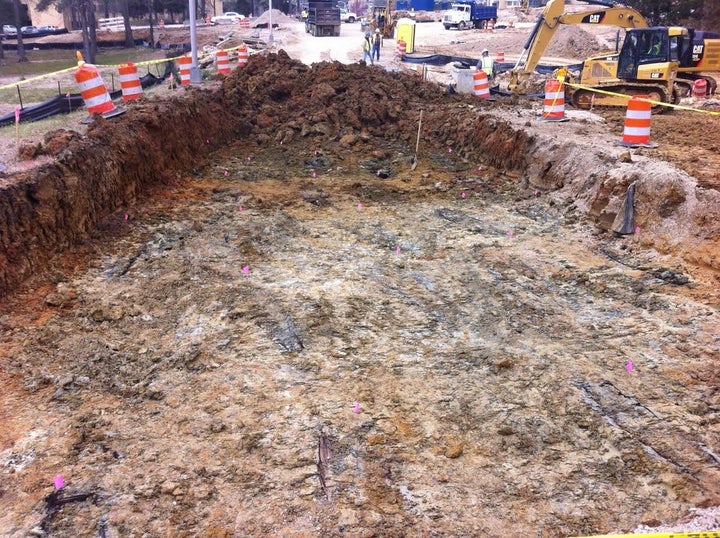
[87,1,98,63]
[148,0,154,49]
[13,0,27,62]
[122,0,134,48]
[0,17,5,61]
[80,3,92,63]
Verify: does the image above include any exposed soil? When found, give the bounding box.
[0,19,719,538]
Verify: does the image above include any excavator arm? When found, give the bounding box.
[516,0,648,74]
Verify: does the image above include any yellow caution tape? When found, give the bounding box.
[0,56,178,91]
[0,66,77,92]
[0,41,252,92]
[574,530,720,538]
[564,80,720,116]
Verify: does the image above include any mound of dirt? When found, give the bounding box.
[252,9,297,27]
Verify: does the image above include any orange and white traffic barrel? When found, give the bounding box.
[215,49,231,74]
[178,54,192,85]
[74,63,123,119]
[541,79,568,122]
[396,40,406,59]
[473,69,490,99]
[237,44,249,67]
[692,79,707,98]
[118,62,143,101]
[496,51,504,63]
[618,95,657,148]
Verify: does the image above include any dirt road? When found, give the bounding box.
[1,12,719,538]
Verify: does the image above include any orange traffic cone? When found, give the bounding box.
[473,69,491,99]
[617,95,657,148]
[541,79,568,122]
[692,79,707,98]
[75,63,125,122]
[118,62,143,101]
[215,49,231,74]
[237,44,249,67]
[178,54,192,85]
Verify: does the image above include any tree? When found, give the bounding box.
[700,0,720,29]
[121,0,134,48]
[620,0,701,26]
[37,0,98,63]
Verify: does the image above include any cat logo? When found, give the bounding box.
[583,13,603,24]
[650,72,660,78]
[693,44,705,55]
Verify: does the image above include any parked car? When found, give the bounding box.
[21,25,40,37]
[37,25,59,35]
[340,9,357,23]
[3,24,17,37]
[210,12,245,24]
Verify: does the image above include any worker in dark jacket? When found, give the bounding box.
[372,29,382,62]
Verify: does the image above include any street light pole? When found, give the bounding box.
[268,0,274,43]
[189,0,201,82]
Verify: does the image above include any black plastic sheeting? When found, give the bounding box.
[403,54,582,97]
[402,53,581,75]
[0,63,172,128]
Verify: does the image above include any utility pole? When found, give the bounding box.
[189,0,201,82]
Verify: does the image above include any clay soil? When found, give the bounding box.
[1,19,720,538]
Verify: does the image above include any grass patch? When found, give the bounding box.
[0,47,168,78]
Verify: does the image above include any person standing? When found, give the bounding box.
[372,29,382,62]
[362,31,374,65]
[476,48,494,78]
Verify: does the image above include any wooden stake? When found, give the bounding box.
[411,110,423,171]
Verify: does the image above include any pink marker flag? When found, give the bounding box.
[242,265,250,274]
[625,360,634,372]
[352,402,361,413]
[53,475,64,490]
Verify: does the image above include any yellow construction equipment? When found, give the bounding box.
[508,0,720,107]
[370,0,397,39]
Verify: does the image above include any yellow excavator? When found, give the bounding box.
[508,0,720,107]
[370,0,397,39]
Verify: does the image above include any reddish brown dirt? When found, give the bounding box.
[0,53,719,537]
[603,109,720,192]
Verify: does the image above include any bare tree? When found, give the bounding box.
[121,0,134,48]
[37,0,98,63]
[13,0,27,62]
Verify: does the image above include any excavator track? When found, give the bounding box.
[569,82,678,113]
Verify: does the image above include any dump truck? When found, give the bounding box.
[443,2,497,31]
[305,1,341,36]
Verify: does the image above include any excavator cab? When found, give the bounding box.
[615,27,682,80]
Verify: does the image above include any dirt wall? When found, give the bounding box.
[0,51,718,298]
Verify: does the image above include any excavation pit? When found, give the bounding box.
[1,53,719,537]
